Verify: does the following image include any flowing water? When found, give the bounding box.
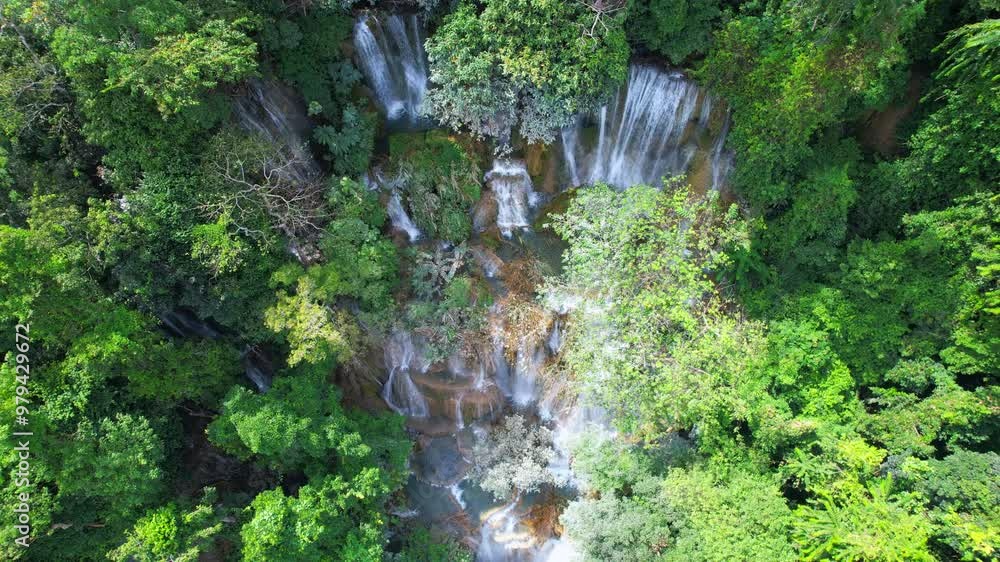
[561,63,733,191]
[486,160,539,237]
[383,331,431,418]
[237,25,734,560]
[387,191,423,242]
[232,78,321,184]
[353,14,431,129]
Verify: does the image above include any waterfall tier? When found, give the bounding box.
[486,159,539,237]
[232,78,320,184]
[560,64,733,191]
[387,191,423,242]
[353,14,430,129]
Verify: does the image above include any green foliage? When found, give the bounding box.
[87,175,285,343]
[208,366,410,480]
[45,0,259,182]
[260,6,374,176]
[543,181,754,443]
[562,453,795,562]
[657,467,795,562]
[627,0,722,64]
[405,253,491,363]
[241,470,390,562]
[792,478,935,561]
[560,493,673,562]
[0,0,997,559]
[123,339,241,404]
[861,361,991,456]
[190,213,249,276]
[903,192,1000,376]
[757,139,860,275]
[265,275,361,367]
[313,106,376,177]
[425,0,630,142]
[903,451,1000,559]
[108,488,237,562]
[388,132,482,243]
[57,414,166,526]
[388,526,474,562]
[100,19,257,116]
[874,20,1000,224]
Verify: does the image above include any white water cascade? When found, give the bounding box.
[353,14,430,129]
[561,64,733,191]
[232,78,321,184]
[383,331,431,418]
[387,191,423,242]
[486,160,539,237]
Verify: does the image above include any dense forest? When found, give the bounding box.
[0,0,997,560]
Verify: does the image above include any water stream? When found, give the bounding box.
[353,14,431,129]
[232,78,321,184]
[242,20,734,559]
[377,66,730,549]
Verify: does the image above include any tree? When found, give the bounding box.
[470,414,562,500]
[793,478,935,561]
[107,488,238,562]
[698,0,923,210]
[259,5,374,176]
[208,366,410,480]
[200,131,328,246]
[264,275,361,368]
[627,0,722,64]
[425,0,629,143]
[542,181,755,443]
[241,471,391,562]
[56,414,166,526]
[903,451,1000,559]
[44,0,259,182]
[562,452,795,562]
[386,132,481,243]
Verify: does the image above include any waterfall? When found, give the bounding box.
[709,114,734,190]
[387,191,422,242]
[232,78,320,184]
[242,346,274,393]
[560,64,733,190]
[486,159,538,237]
[159,309,221,339]
[383,331,430,418]
[353,14,430,129]
[546,319,562,355]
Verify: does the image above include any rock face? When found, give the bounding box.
[232,78,320,184]
[473,191,500,233]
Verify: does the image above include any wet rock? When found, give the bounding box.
[412,436,471,486]
[470,245,504,279]
[473,191,498,232]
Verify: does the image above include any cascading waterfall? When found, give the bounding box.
[561,64,733,190]
[232,78,320,184]
[387,191,423,242]
[353,14,430,128]
[486,160,539,237]
[383,331,430,418]
[367,59,723,562]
